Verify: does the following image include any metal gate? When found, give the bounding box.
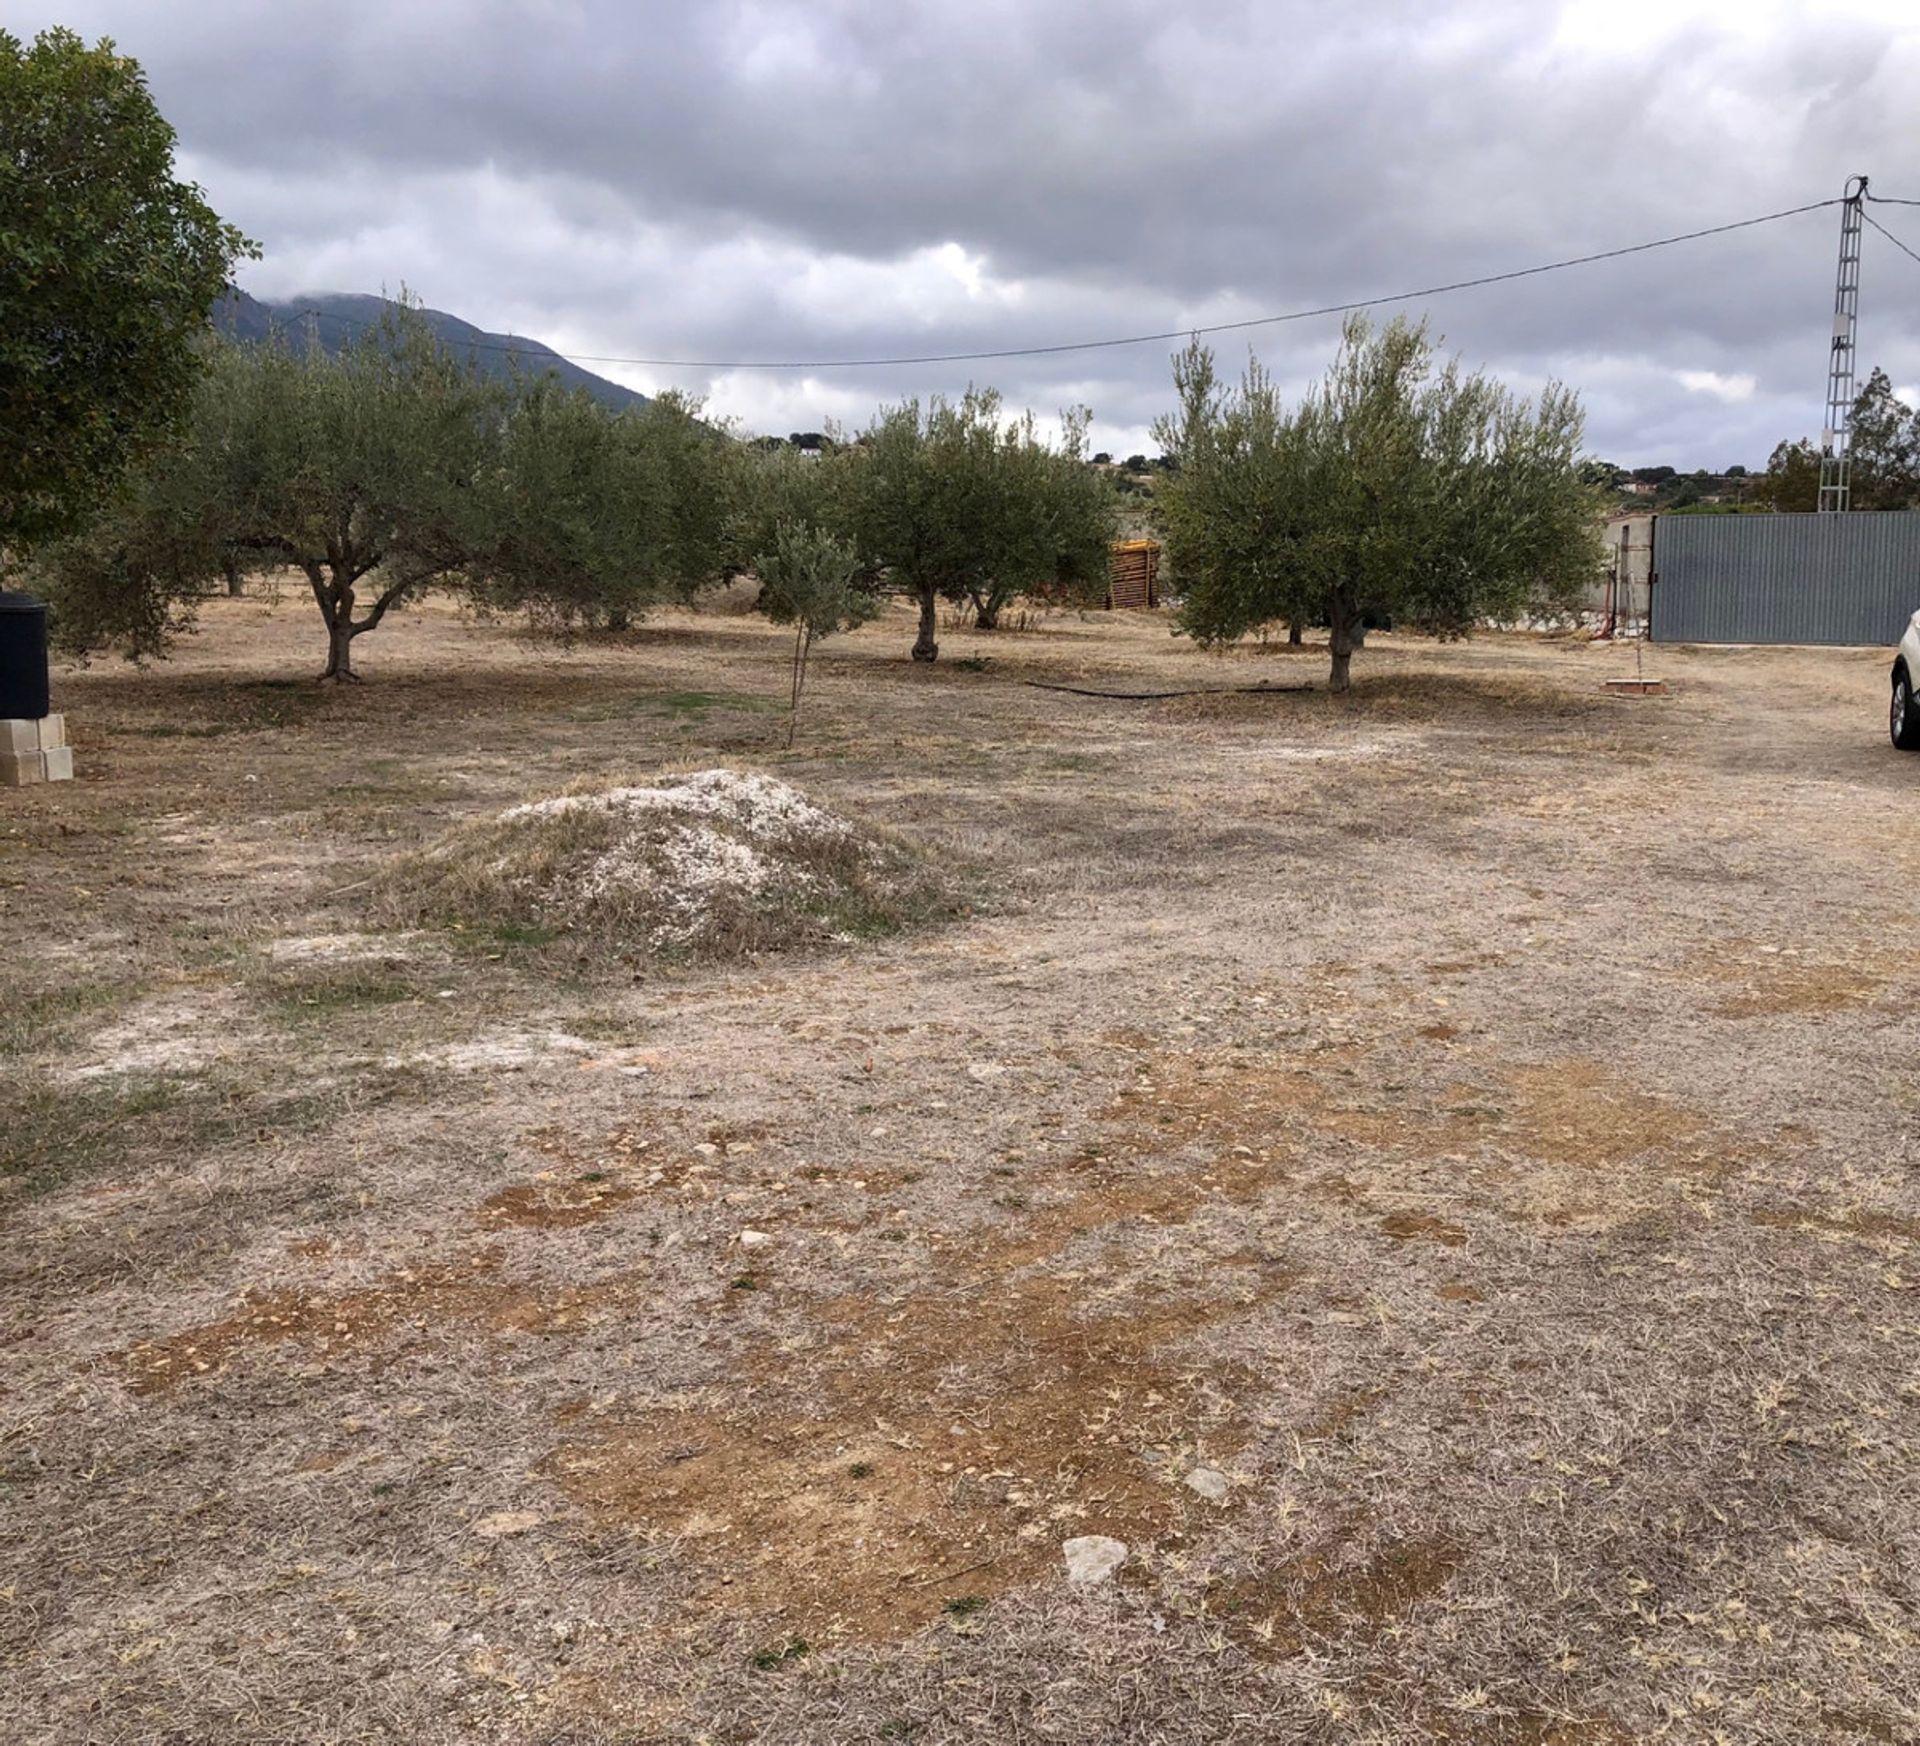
[1650,511,1920,646]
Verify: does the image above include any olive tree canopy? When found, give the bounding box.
[844,390,1115,659]
[1157,317,1598,692]
[480,382,733,635]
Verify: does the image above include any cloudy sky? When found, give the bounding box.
[22,0,1920,463]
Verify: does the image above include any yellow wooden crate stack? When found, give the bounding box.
[1106,539,1161,609]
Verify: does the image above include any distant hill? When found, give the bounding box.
[212,290,651,413]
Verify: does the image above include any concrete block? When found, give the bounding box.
[0,716,64,752]
[41,745,73,781]
[1,750,47,787]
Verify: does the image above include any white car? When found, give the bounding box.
[1896,610,1920,750]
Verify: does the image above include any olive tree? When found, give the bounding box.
[628,391,737,608]
[481,382,731,633]
[1153,346,1312,650]
[754,519,879,747]
[844,389,1115,660]
[478,378,691,630]
[476,377,636,631]
[217,310,504,680]
[37,310,515,679]
[1158,317,1597,692]
[24,445,227,659]
[1,28,254,562]
[726,436,849,581]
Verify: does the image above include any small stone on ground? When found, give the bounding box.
[472,1511,544,1538]
[1063,1534,1129,1586]
[1184,1466,1230,1503]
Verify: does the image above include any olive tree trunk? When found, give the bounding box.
[911,581,939,662]
[1326,589,1363,694]
[320,596,360,682]
[305,553,416,684]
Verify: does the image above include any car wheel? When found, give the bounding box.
[1894,669,1920,750]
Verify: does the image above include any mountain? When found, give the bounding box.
[211,290,650,413]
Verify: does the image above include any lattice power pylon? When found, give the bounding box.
[1818,174,1870,512]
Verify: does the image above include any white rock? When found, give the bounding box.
[737,1230,773,1250]
[472,1510,543,1538]
[1063,1535,1129,1586]
[1184,1466,1230,1503]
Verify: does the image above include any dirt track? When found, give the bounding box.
[4,592,1918,1744]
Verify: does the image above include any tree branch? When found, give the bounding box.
[349,574,419,637]
[348,558,459,636]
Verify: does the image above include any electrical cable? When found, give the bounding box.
[1864,210,1920,271]
[252,198,1842,374]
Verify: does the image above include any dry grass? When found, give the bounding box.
[3,594,1919,1743]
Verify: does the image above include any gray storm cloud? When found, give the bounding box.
[16,0,1920,462]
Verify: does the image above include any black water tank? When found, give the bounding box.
[0,592,51,721]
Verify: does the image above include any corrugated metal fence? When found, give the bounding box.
[1651,511,1920,646]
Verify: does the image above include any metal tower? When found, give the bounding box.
[1818,174,1869,512]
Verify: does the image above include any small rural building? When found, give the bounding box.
[1107,539,1162,609]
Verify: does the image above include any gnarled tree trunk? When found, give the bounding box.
[1326,589,1362,694]
[322,623,358,681]
[306,554,406,684]
[318,579,361,683]
[911,581,939,662]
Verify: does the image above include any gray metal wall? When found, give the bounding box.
[1652,511,1920,646]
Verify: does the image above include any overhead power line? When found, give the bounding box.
[1864,210,1920,271]
[263,197,1843,375]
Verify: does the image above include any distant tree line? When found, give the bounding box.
[21,302,1608,698]
[9,24,1615,703]
[26,306,1117,678]
[1751,369,1920,513]
[1582,369,1920,515]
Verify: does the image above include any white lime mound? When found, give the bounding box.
[387,769,943,959]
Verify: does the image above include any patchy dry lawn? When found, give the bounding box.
[3,592,1919,1744]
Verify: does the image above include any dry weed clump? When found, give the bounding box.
[379,768,948,959]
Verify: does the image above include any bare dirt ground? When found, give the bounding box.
[3,588,1918,1745]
